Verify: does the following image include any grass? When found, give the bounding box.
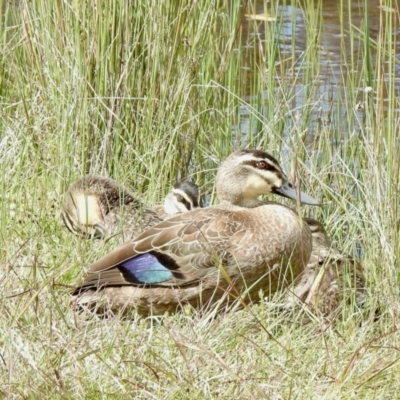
[1,0,400,397]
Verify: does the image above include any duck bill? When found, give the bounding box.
[273,179,320,206]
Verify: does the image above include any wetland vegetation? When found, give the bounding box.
[0,0,399,397]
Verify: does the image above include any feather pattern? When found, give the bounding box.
[73,204,313,314]
[284,218,366,318]
[62,176,201,240]
[118,253,176,284]
[72,149,319,315]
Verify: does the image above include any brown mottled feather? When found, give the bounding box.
[72,149,318,315]
[62,176,200,240]
[285,218,366,317]
[73,203,313,315]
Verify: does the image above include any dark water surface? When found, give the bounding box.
[238,0,400,141]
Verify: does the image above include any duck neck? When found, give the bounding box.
[218,196,264,208]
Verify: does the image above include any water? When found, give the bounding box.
[238,0,400,141]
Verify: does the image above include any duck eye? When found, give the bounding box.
[256,161,268,169]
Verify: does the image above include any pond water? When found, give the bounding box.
[238,0,400,141]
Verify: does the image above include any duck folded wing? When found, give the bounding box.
[76,207,245,291]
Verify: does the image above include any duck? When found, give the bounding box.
[284,217,366,318]
[62,176,201,240]
[71,149,320,316]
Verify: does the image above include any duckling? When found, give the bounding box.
[72,149,319,316]
[62,176,201,240]
[285,217,366,318]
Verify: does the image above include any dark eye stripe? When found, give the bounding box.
[173,182,201,208]
[242,160,282,175]
[191,196,200,208]
[174,194,192,211]
[236,149,281,166]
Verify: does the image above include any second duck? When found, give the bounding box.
[62,176,201,240]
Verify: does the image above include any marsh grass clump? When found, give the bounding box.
[1,0,400,397]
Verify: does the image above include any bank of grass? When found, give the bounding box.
[0,0,399,397]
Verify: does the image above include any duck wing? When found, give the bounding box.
[75,207,246,290]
